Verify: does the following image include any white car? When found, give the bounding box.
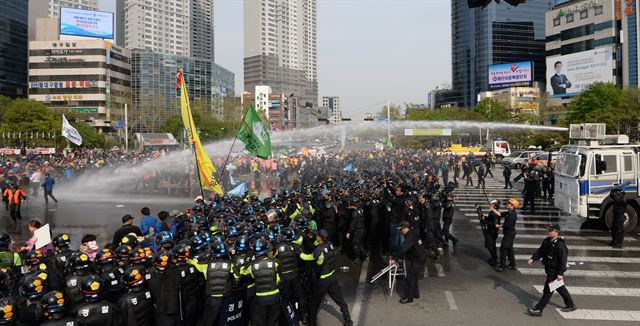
[502,150,543,169]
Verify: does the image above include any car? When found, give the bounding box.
[530,152,558,167]
[502,150,544,169]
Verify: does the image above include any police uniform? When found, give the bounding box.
[116,287,154,325]
[245,256,280,326]
[75,300,121,326]
[192,258,236,326]
[484,208,500,266]
[274,241,307,319]
[393,225,427,303]
[41,317,81,326]
[175,262,204,325]
[148,267,180,326]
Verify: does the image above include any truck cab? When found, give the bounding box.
[554,124,639,233]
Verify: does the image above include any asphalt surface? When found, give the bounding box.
[3,167,640,326]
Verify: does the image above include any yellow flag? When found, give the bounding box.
[178,71,224,195]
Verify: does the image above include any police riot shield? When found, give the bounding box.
[219,288,246,326]
[280,296,300,326]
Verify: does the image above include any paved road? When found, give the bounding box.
[3,168,640,325]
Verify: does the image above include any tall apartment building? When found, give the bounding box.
[122,0,214,61]
[29,0,99,40]
[322,96,341,125]
[244,0,318,107]
[451,0,550,107]
[0,0,28,98]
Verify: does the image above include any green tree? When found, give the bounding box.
[0,95,12,122]
[473,98,510,121]
[1,99,56,133]
[65,118,106,148]
[564,82,622,124]
[378,104,402,120]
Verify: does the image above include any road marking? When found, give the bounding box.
[435,263,445,277]
[460,207,561,213]
[534,286,640,297]
[470,219,571,226]
[556,309,640,321]
[351,258,369,326]
[444,291,458,310]
[515,254,640,263]
[518,268,640,278]
[513,243,640,251]
[476,226,578,232]
[507,235,637,242]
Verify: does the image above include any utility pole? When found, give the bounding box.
[124,103,129,151]
[387,97,391,144]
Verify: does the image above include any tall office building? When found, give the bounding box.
[244,0,318,107]
[0,0,28,98]
[122,0,214,61]
[322,96,341,125]
[451,0,550,107]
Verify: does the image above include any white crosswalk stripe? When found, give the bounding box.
[461,167,640,322]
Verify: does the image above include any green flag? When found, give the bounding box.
[237,104,272,159]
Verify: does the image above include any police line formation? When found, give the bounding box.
[0,149,631,325]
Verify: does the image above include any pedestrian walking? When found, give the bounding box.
[527,224,577,316]
[42,173,58,205]
[503,165,513,189]
[494,199,518,272]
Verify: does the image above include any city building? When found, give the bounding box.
[242,91,290,131]
[0,0,28,98]
[428,88,462,109]
[28,0,99,41]
[130,51,235,132]
[244,0,318,107]
[122,0,214,61]
[451,0,550,107]
[28,39,131,130]
[622,0,639,87]
[254,85,272,116]
[477,85,541,115]
[322,96,341,125]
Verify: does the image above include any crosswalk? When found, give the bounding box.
[454,171,640,323]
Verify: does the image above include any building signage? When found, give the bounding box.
[488,61,533,89]
[45,49,85,56]
[546,47,614,97]
[60,7,114,39]
[557,0,601,15]
[73,107,98,113]
[48,95,85,101]
[44,57,86,63]
[31,81,98,89]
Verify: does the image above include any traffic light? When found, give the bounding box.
[467,0,527,8]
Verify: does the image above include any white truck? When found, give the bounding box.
[554,124,639,232]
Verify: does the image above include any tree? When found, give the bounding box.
[1,99,56,133]
[0,95,12,122]
[378,104,402,120]
[473,98,510,121]
[565,82,622,124]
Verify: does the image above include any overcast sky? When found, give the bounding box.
[102,0,451,119]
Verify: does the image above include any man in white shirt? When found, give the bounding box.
[30,169,43,197]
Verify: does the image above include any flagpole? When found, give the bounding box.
[217,107,250,183]
[180,71,206,201]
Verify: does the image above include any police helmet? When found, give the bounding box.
[225,225,240,238]
[210,241,228,258]
[115,245,132,261]
[223,216,237,228]
[190,234,207,253]
[123,267,146,288]
[120,234,139,247]
[253,238,269,256]
[0,297,17,323]
[21,274,47,300]
[52,233,71,249]
[234,235,250,253]
[153,250,173,271]
[252,221,266,233]
[246,215,258,225]
[156,231,174,247]
[69,252,91,271]
[280,227,297,242]
[0,232,10,248]
[95,248,115,265]
[172,243,190,262]
[40,291,66,314]
[25,249,45,267]
[293,216,307,229]
[128,248,147,265]
[79,274,103,301]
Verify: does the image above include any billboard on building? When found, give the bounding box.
[546,47,614,97]
[488,61,533,89]
[60,7,114,39]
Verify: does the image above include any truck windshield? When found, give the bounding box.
[556,153,581,177]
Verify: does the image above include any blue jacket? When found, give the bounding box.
[42,176,55,192]
[139,215,160,235]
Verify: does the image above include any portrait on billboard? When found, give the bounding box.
[550,61,572,95]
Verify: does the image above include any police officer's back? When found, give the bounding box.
[75,275,122,326]
[40,291,80,326]
[116,267,154,326]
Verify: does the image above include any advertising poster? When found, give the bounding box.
[60,7,114,39]
[546,47,613,97]
[488,61,533,89]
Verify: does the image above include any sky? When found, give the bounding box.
[101,0,452,119]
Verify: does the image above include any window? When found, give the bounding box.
[566,13,574,23]
[624,155,634,172]
[580,9,588,19]
[603,155,618,173]
[553,17,561,26]
[595,5,603,15]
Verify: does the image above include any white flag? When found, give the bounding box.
[61,114,82,145]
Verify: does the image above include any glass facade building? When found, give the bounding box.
[131,51,235,132]
[0,0,28,98]
[451,0,550,107]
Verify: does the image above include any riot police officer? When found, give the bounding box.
[64,252,93,309]
[40,291,79,325]
[116,267,154,326]
[441,193,458,247]
[244,238,280,326]
[610,189,627,249]
[301,229,353,326]
[51,233,75,279]
[494,199,519,272]
[346,197,366,264]
[429,194,445,247]
[503,165,512,189]
[95,248,127,303]
[391,221,427,304]
[192,241,236,326]
[17,274,47,326]
[274,227,307,322]
[148,250,180,326]
[527,224,577,316]
[0,297,18,326]
[0,233,21,275]
[483,200,501,267]
[75,274,122,326]
[173,242,204,325]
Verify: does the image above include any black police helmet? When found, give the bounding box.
[52,234,71,249]
[40,291,66,314]
[0,297,17,323]
[153,250,173,270]
[210,241,228,258]
[234,235,250,253]
[95,248,115,265]
[79,274,103,301]
[21,274,47,300]
[123,267,146,288]
[172,243,191,262]
[69,252,92,271]
[0,232,10,248]
[25,249,45,267]
[253,238,269,256]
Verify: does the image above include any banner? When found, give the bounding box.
[178,71,224,195]
[546,47,614,97]
[488,61,533,89]
[60,7,114,39]
[237,105,272,159]
[61,114,82,146]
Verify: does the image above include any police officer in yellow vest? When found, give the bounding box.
[301,229,353,326]
[0,233,21,272]
[242,238,280,326]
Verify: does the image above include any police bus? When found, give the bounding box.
[554,124,639,233]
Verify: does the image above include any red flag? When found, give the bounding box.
[176,70,183,89]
